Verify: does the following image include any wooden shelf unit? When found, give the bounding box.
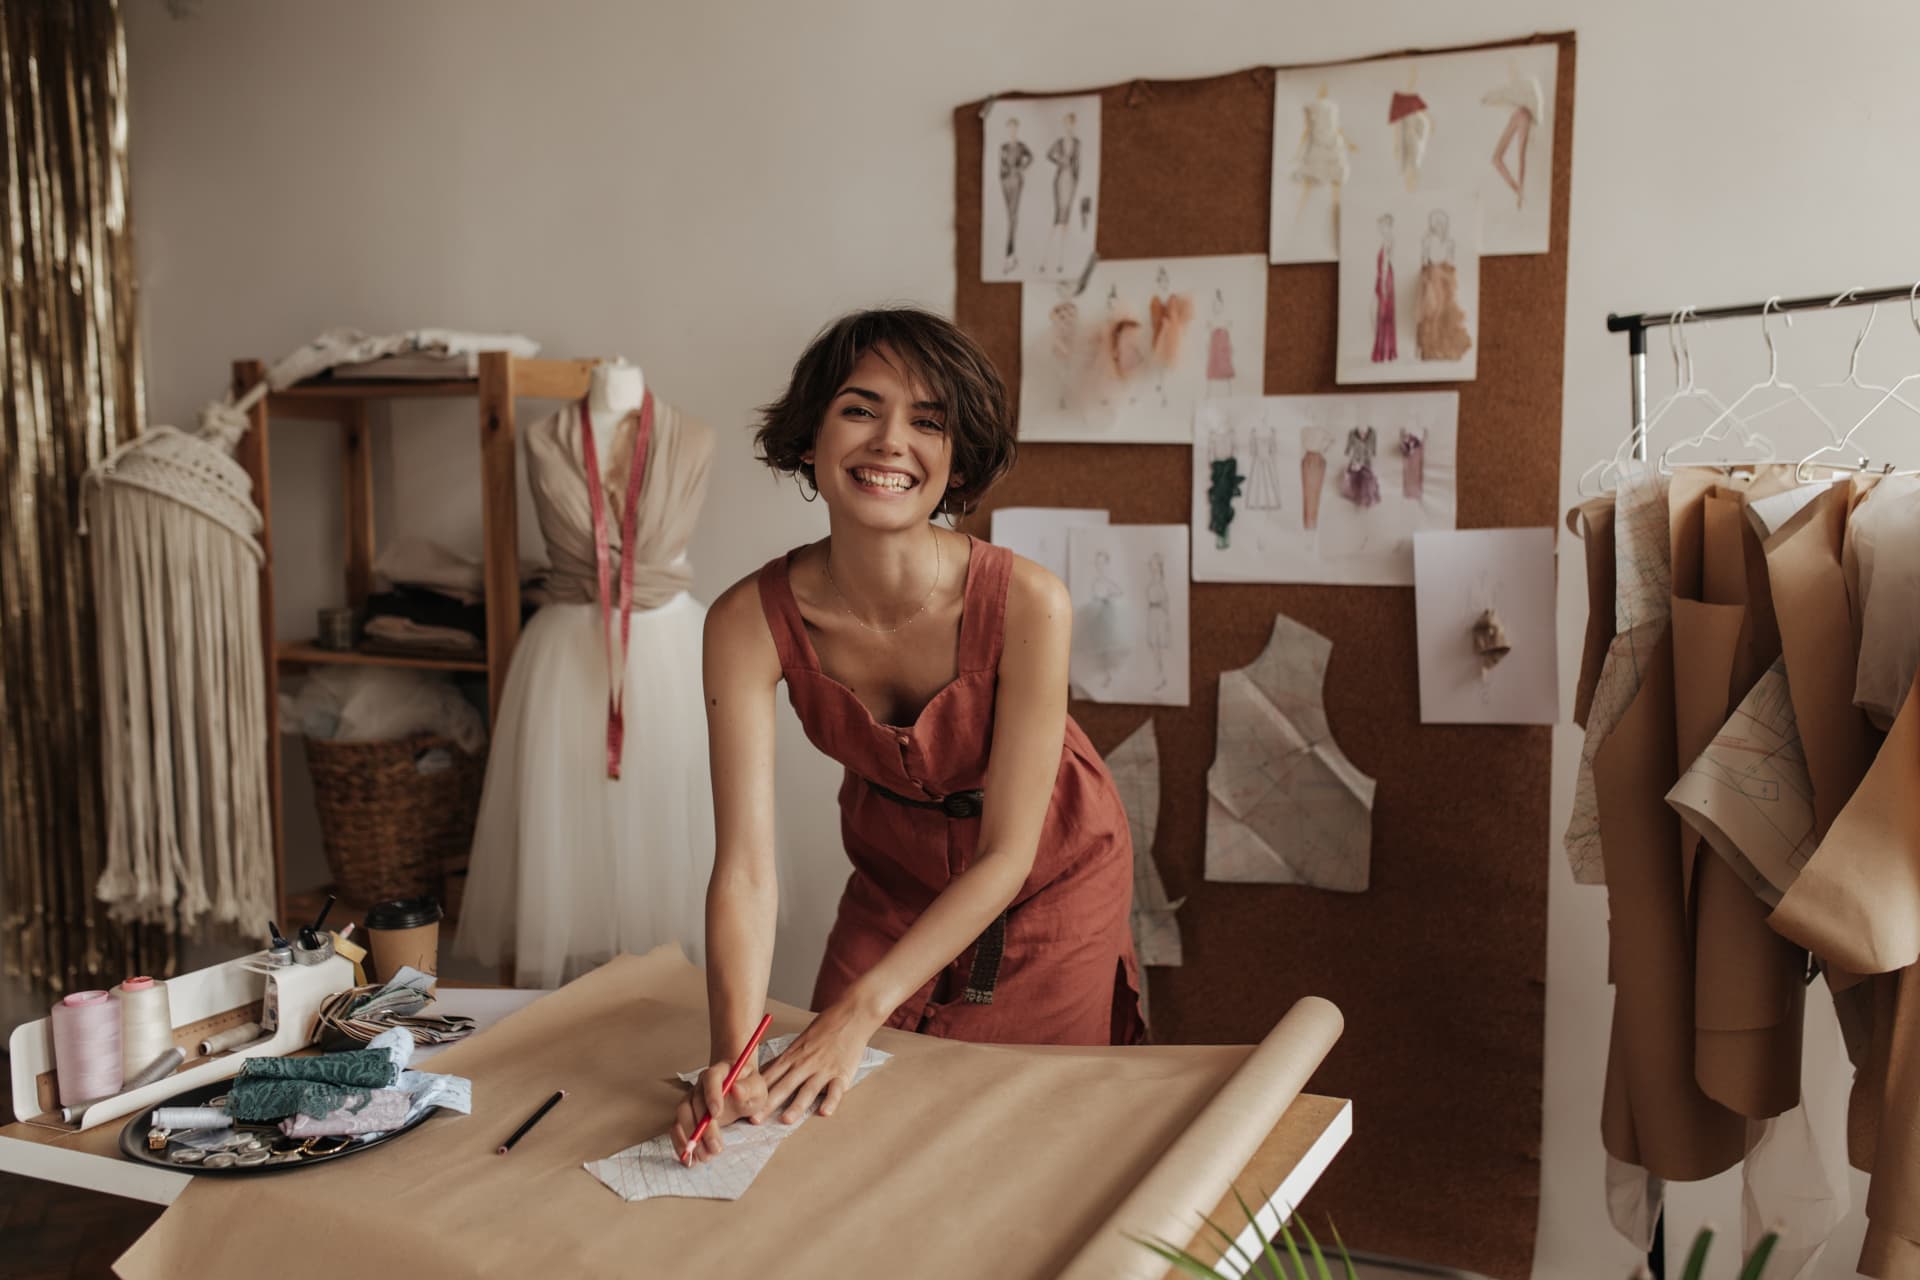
[235,352,598,924]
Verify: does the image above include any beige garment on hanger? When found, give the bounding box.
[1668,469,1806,1121]
[1569,496,1616,731]
[526,397,714,609]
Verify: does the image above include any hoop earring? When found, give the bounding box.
[796,473,819,503]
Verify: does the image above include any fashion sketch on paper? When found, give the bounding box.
[1206,289,1236,396]
[1149,265,1194,407]
[1399,426,1427,500]
[1371,214,1398,364]
[1290,83,1355,229]
[1048,290,1080,411]
[1245,425,1283,511]
[1206,422,1244,549]
[1389,70,1432,192]
[1145,552,1173,692]
[1340,424,1381,508]
[1089,550,1126,689]
[1482,67,1544,208]
[999,116,1034,275]
[1415,209,1472,363]
[1299,425,1331,531]
[1041,113,1081,275]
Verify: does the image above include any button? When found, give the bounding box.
[895,732,911,746]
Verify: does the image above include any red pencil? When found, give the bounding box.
[681,1012,774,1166]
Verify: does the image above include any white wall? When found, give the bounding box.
[118,1,1920,1274]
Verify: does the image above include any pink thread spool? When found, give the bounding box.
[50,990,123,1107]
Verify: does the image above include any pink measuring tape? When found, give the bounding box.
[577,392,655,779]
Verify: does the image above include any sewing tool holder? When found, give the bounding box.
[9,950,353,1131]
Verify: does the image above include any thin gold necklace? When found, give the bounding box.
[825,533,942,634]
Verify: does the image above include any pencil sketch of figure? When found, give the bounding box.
[1245,425,1283,511]
[1290,83,1356,229]
[1389,66,1432,193]
[999,116,1034,275]
[1483,65,1544,209]
[1205,289,1236,397]
[1048,290,1080,411]
[1041,113,1081,275]
[1145,552,1172,691]
[1091,550,1126,688]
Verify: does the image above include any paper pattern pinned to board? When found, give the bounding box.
[1204,614,1376,891]
[1106,721,1183,970]
[584,1035,890,1202]
[1665,657,1816,909]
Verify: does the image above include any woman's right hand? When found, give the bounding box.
[670,1061,769,1165]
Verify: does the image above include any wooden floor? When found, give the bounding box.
[1,1058,161,1280]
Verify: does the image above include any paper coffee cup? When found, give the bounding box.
[364,896,443,983]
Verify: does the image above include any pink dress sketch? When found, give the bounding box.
[1340,426,1381,508]
[1206,289,1235,395]
[1371,215,1398,364]
[1400,428,1426,499]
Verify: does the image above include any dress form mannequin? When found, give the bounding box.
[587,358,646,454]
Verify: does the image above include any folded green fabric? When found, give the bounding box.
[228,1048,399,1121]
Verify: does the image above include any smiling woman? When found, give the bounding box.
[671,308,1145,1166]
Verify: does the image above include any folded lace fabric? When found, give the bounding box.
[279,1089,412,1137]
[228,1042,403,1121]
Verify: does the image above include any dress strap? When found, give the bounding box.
[755,550,817,673]
[957,536,1014,675]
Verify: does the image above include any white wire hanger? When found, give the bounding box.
[1579,307,1760,495]
[1796,282,1920,480]
[1657,297,1824,474]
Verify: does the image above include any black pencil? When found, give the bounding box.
[497,1089,567,1155]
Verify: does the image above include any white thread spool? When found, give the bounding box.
[151,1106,232,1131]
[198,1021,263,1057]
[113,976,175,1079]
[50,991,123,1106]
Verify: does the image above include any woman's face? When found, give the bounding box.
[804,344,956,531]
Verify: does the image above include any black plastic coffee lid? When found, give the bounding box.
[365,896,443,930]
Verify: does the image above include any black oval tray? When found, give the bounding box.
[119,1078,438,1176]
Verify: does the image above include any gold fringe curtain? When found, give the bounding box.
[2,0,170,993]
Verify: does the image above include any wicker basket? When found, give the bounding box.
[303,733,485,904]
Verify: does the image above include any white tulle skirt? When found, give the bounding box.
[456,594,713,988]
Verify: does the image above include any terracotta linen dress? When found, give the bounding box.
[757,537,1145,1045]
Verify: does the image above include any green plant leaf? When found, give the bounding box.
[1235,1187,1294,1279]
[1328,1217,1359,1280]
[1296,1213,1336,1280]
[1128,1234,1231,1279]
[1738,1230,1781,1280]
[1275,1211,1311,1280]
[1199,1212,1255,1274]
[1680,1227,1715,1280]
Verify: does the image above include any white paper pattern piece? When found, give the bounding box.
[1205,614,1376,891]
[1106,721,1183,969]
[1191,394,1458,586]
[1564,463,1673,883]
[981,95,1101,284]
[1337,186,1479,385]
[990,507,1109,583]
[1019,254,1268,443]
[584,1035,890,1203]
[1269,43,1557,263]
[1665,658,1815,908]
[1412,528,1558,725]
[1067,524,1189,707]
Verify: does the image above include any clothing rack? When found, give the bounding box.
[1607,281,1920,461]
[1599,280,1918,1280]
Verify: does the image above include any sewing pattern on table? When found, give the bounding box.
[584,1036,891,1202]
[1665,657,1817,908]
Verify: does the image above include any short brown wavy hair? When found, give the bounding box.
[755,307,1015,517]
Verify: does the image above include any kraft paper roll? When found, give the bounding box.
[1056,995,1346,1280]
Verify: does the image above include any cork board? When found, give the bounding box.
[954,34,1574,1280]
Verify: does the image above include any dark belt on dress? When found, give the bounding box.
[866,780,1004,1003]
[868,780,986,820]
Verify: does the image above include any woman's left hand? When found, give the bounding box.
[757,1000,881,1124]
